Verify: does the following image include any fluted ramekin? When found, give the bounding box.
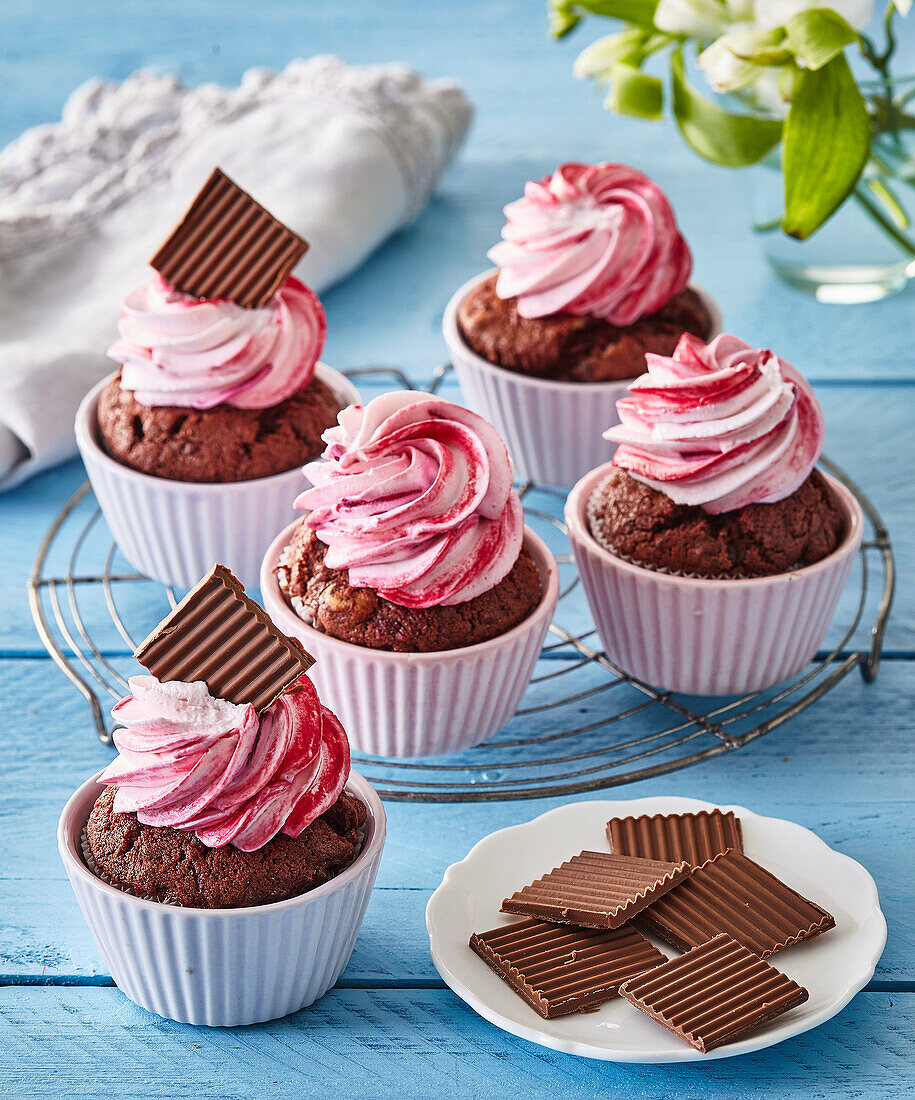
[58,769,385,1026]
[260,525,559,757]
[443,270,722,488]
[74,365,359,590]
[566,463,864,696]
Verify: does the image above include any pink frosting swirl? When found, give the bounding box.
[295,392,524,608]
[98,674,349,852]
[605,334,825,514]
[108,274,327,410]
[488,162,692,326]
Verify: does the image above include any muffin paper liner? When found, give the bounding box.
[261,523,560,758]
[443,270,722,488]
[60,771,385,1026]
[566,463,864,696]
[74,364,360,590]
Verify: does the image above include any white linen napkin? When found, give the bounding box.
[0,56,471,490]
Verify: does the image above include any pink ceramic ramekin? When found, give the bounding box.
[443,270,722,488]
[260,524,560,757]
[566,463,864,696]
[74,365,359,590]
[59,769,385,1027]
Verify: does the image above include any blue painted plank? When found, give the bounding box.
[1,987,912,1099]
[1,658,912,983]
[3,3,914,1091]
[3,383,912,654]
[2,3,914,389]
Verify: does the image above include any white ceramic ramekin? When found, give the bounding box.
[260,524,560,757]
[59,769,385,1026]
[566,463,864,696]
[74,365,359,590]
[443,270,722,488]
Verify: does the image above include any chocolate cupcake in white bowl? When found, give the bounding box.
[565,334,864,696]
[75,169,359,589]
[260,391,559,757]
[58,565,385,1027]
[443,162,721,487]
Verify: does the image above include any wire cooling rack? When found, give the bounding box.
[29,368,894,802]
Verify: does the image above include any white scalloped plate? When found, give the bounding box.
[426,796,886,1062]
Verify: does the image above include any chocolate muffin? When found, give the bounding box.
[589,468,844,578]
[86,785,367,909]
[278,523,543,652]
[97,370,342,483]
[458,275,713,383]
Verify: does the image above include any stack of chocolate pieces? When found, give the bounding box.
[469,808,833,1052]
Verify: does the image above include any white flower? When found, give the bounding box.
[655,0,875,37]
[698,29,777,93]
[657,0,880,103]
[756,0,874,29]
[654,0,753,39]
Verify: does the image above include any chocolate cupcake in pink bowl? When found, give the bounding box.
[58,566,385,1026]
[75,169,358,589]
[565,334,863,696]
[260,391,559,757]
[443,162,721,487]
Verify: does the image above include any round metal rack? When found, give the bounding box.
[29,368,895,802]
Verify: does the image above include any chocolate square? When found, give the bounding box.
[150,167,308,308]
[470,918,667,1019]
[607,810,744,868]
[636,848,835,958]
[619,933,809,1052]
[501,851,691,930]
[134,564,314,712]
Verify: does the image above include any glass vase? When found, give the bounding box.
[750,76,915,304]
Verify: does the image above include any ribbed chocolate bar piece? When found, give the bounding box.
[501,851,691,930]
[636,848,835,958]
[134,564,314,712]
[607,810,743,868]
[619,933,809,1053]
[470,918,667,1019]
[150,168,308,308]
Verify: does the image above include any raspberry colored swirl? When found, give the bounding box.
[488,162,692,326]
[605,334,825,514]
[98,674,349,853]
[296,392,523,608]
[108,273,327,410]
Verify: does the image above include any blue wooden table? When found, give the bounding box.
[2,3,913,1097]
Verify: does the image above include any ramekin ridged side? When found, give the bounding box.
[443,270,722,488]
[58,769,385,1027]
[565,464,864,696]
[74,364,359,590]
[260,525,560,757]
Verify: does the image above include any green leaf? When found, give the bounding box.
[670,48,782,167]
[785,8,857,71]
[782,53,871,238]
[548,0,659,38]
[607,63,664,118]
[549,0,581,38]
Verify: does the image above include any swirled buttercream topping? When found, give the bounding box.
[605,334,825,514]
[296,392,524,608]
[98,674,349,852]
[488,162,692,326]
[108,274,326,410]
